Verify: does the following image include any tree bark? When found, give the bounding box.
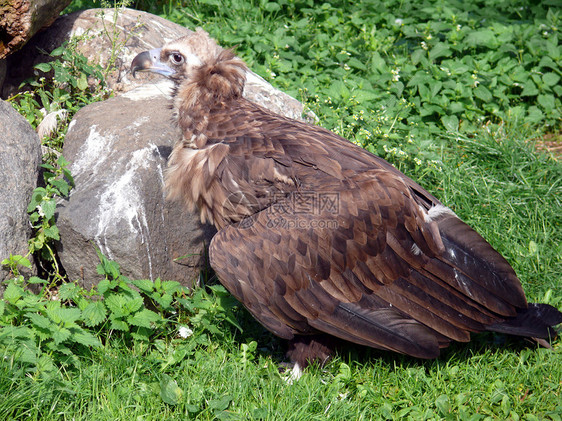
[0,0,72,59]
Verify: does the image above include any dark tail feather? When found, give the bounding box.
[486,303,562,339]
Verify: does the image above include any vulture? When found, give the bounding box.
[131,29,562,372]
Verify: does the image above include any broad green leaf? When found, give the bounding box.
[0,325,33,340]
[110,318,129,331]
[542,72,560,87]
[162,280,182,294]
[411,48,425,65]
[52,326,72,344]
[160,374,183,405]
[418,84,430,100]
[124,296,144,314]
[347,57,367,71]
[127,309,160,328]
[56,155,70,167]
[96,279,111,294]
[131,279,154,293]
[264,2,280,12]
[40,199,56,221]
[370,52,387,73]
[13,342,39,364]
[50,179,70,196]
[430,81,442,99]
[155,293,173,309]
[474,85,493,102]
[34,62,51,72]
[449,102,465,114]
[537,94,555,111]
[465,29,497,48]
[27,188,46,212]
[435,394,450,415]
[105,294,129,317]
[521,80,539,97]
[46,306,81,325]
[441,115,459,132]
[131,327,152,341]
[59,282,81,301]
[76,73,88,91]
[545,40,560,60]
[50,46,65,56]
[208,395,232,411]
[73,330,102,347]
[62,168,75,187]
[7,255,32,269]
[43,225,60,241]
[27,313,52,329]
[97,256,121,279]
[526,106,544,124]
[28,276,46,284]
[82,301,107,327]
[429,42,452,61]
[3,283,24,304]
[354,89,381,102]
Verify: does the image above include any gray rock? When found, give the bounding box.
[0,100,42,294]
[57,84,215,289]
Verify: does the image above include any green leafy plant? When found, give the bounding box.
[1,250,243,377]
[26,155,74,281]
[9,38,106,153]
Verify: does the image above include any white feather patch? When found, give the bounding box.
[425,204,456,222]
[411,243,422,256]
[284,363,303,384]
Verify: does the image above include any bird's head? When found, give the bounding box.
[131,29,247,107]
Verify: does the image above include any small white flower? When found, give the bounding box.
[395,18,403,25]
[178,326,193,338]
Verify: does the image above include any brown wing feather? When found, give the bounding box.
[209,167,525,359]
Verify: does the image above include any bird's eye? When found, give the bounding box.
[170,53,184,65]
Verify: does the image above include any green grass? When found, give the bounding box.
[2,0,562,419]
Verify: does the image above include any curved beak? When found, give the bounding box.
[131,48,175,78]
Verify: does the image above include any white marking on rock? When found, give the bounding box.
[94,144,161,279]
[70,125,116,177]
